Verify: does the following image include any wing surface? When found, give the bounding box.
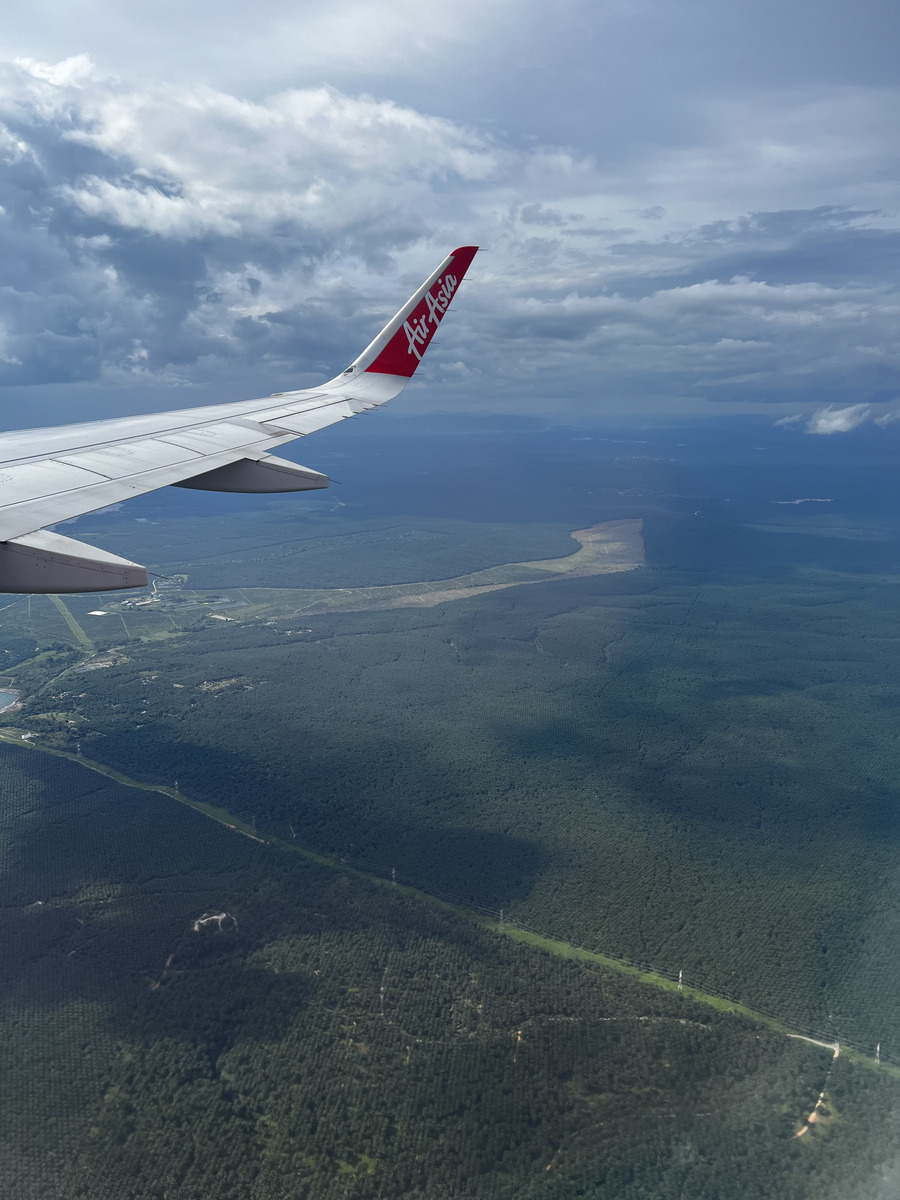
[0,246,477,592]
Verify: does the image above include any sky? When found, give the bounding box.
[1,0,899,429]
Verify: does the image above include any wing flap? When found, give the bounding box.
[261,400,359,437]
[58,438,203,478]
[158,421,276,454]
[0,460,109,496]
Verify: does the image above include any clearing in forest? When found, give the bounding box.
[237,519,644,618]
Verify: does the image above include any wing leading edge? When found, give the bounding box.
[0,246,478,593]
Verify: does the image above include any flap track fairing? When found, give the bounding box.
[173,455,329,493]
[0,530,147,594]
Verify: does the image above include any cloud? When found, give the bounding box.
[14,53,93,86]
[774,413,803,426]
[0,58,507,396]
[805,403,872,434]
[0,53,899,420]
[2,0,536,99]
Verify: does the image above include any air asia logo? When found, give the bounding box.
[404,273,458,360]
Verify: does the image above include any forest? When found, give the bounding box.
[3,742,900,1199]
[5,513,900,1051]
[4,416,900,1195]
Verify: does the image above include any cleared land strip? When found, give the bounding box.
[235,519,645,617]
[1,728,893,1078]
[47,594,93,650]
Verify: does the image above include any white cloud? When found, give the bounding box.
[0,0,532,96]
[0,54,898,418]
[14,52,93,86]
[806,404,871,434]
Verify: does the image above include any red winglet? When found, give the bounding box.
[364,246,478,377]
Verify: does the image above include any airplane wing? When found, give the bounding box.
[0,246,478,594]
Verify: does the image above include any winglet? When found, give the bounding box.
[346,246,478,379]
